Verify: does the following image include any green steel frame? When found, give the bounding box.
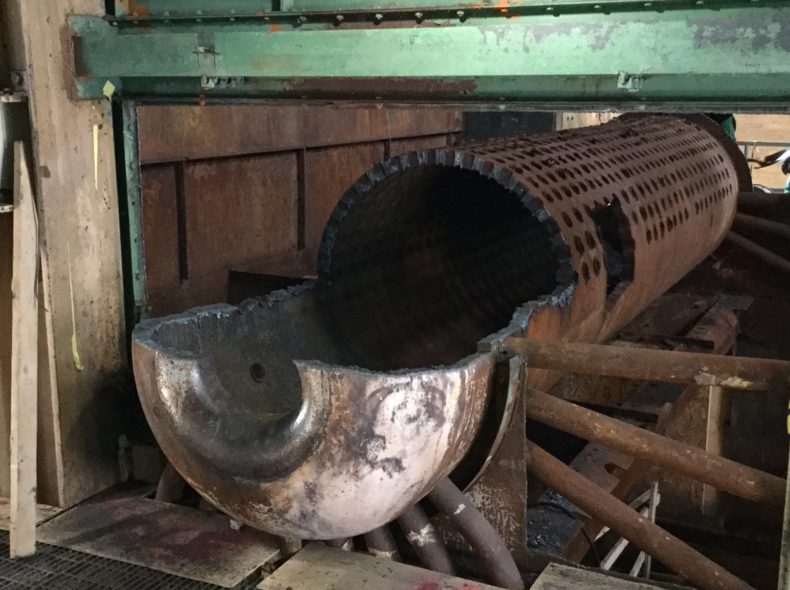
[72,1,790,109]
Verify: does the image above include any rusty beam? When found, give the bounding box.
[526,441,754,590]
[525,388,786,506]
[506,337,790,391]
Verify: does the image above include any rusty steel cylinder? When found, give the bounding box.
[132,115,749,539]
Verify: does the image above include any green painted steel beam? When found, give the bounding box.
[110,0,778,17]
[72,7,790,108]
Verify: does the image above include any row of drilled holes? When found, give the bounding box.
[486,148,728,207]
[464,123,734,286]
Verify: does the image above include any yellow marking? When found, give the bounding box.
[67,245,84,372]
[93,124,99,190]
[102,80,116,99]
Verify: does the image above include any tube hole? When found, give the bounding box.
[250,363,266,383]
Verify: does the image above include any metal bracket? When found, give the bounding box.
[200,76,246,90]
[10,71,28,94]
[617,71,643,93]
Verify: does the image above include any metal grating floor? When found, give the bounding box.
[0,531,261,590]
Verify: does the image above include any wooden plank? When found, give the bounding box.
[137,106,462,164]
[10,142,37,557]
[258,543,501,590]
[0,214,11,500]
[19,0,126,508]
[37,493,281,588]
[532,563,663,590]
[0,496,60,531]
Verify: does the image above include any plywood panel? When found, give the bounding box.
[258,543,501,590]
[138,106,462,164]
[532,563,655,590]
[184,153,299,284]
[304,142,385,258]
[37,493,280,588]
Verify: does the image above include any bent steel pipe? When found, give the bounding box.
[132,114,750,540]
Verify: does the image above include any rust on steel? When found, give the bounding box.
[507,337,790,390]
[725,231,790,275]
[525,388,786,506]
[428,478,524,590]
[132,115,750,539]
[526,441,755,590]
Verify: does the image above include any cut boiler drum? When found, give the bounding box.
[132,114,749,540]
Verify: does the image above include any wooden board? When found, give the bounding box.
[36,492,280,588]
[19,0,126,508]
[10,142,37,557]
[0,496,60,531]
[137,106,462,164]
[0,214,11,500]
[532,563,662,590]
[258,543,501,590]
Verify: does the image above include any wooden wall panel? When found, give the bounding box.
[305,143,385,259]
[138,107,462,318]
[138,106,462,164]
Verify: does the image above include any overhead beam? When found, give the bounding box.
[68,6,790,106]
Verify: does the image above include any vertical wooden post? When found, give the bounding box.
[703,385,726,514]
[10,142,38,557]
[778,433,790,590]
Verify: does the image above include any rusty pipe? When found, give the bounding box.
[364,527,401,562]
[526,441,754,590]
[397,504,455,575]
[506,337,790,391]
[524,388,786,506]
[155,462,187,503]
[733,213,790,240]
[428,478,523,590]
[725,231,790,275]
